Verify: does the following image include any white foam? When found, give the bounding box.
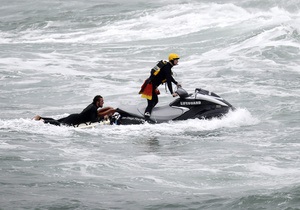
[0,108,258,137]
[76,108,259,139]
[0,118,74,137]
[3,3,298,44]
[248,162,300,176]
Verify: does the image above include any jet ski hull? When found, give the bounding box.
[116,88,234,125]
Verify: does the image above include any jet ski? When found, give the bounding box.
[115,87,235,125]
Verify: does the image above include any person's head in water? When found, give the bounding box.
[93,95,104,108]
[168,53,180,66]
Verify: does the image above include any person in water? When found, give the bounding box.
[33,95,116,126]
[139,53,181,120]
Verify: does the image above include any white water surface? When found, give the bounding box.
[0,0,300,209]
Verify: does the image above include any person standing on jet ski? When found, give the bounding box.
[33,95,116,126]
[139,53,181,120]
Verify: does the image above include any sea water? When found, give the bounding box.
[0,0,299,209]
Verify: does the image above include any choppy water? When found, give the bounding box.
[0,0,300,209]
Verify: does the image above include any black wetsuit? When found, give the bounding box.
[41,103,99,126]
[145,62,178,115]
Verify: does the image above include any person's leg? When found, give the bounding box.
[144,88,158,117]
[145,100,153,115]
[43,119,61,126]
[60,114,81,126]
[152,92,158,109]
[40,117,62,126]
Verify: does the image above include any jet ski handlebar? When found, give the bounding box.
[176,87,212,99]
[175,87,189,98]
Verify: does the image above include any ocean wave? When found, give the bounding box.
[0,2,299,44]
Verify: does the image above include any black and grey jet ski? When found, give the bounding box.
[115,88,234,125]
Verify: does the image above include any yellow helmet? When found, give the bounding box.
[168,53,180,61]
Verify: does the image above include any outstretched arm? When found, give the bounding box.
[98,107,116,120]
